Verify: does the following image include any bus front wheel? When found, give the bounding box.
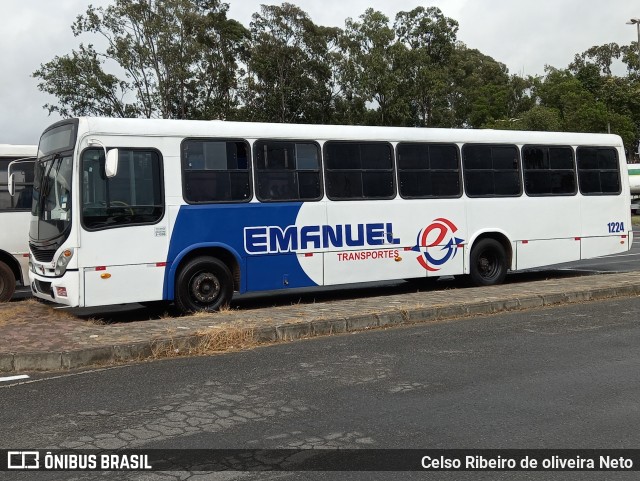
[0,261,16,302]
[175,256,233,314]
[469,239,507,286]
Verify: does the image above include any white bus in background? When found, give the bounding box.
[628,163,640,213]
[627,163,640,194]
[27,118,631,313]
[0,144,36,301]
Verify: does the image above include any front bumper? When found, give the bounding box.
[29,269,81,307]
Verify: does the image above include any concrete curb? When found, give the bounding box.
[3,281,640,373]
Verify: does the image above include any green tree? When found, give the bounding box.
[393,6,458,127]
[448,45,512,127]
[485,106,562,131]
[571,44,621,77]
[33,44,135,118]
[337,9,406,125]
[239,3,339,123]
[34,0,247,119]
[535,67,600,130]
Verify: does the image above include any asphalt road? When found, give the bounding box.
[3,296,640,480]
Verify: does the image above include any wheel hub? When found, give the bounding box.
[191,273,221,303]
[479,254,497,277]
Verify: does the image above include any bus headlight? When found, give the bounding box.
[54,248,75,276]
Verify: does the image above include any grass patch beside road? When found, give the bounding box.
[0,299,76,327]
[150,324,260,359]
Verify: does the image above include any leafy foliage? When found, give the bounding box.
[240,3,339,123]
[34,1,640,155]
[35,0,247,119]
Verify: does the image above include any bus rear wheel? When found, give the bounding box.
[175,256,233,314]
[469,238,507,286]
[0,261,16,302]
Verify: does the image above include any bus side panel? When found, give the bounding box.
[246,253,322,291]
[0,211,31,286]
[79,221,169,307]
[581,236,629,259]
[84,264,166,305]
[466,196,582,271]
[580,193,630,259]
[516,238,581,270]
[324,199,466,284]
[165,203,319,297]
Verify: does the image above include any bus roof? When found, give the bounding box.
[0,144,37,157]
[68,117,624,147]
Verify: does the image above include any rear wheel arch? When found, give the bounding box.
[467,232,513,270]
[172,246,241,293]
[0,250,22,284]
[0,250,22,302]
[174,255,234,313]
[467,232,513,286]
[171,246,241,313]
[0,260,16,302]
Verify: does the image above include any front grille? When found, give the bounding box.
[34,280,52,296]
[30,243,57,262]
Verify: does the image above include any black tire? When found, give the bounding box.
[0,261,16,302]
[175,256,233,314]
[469,238,508,286]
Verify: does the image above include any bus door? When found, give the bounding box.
[80,148,168,306]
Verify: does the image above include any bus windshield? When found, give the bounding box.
[30,155,73,241]
[30,121,77,243]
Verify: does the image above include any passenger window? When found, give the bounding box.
[397,143,461,198]
[462,144,521,197]
[254,140,322,202]
[182,139,251,203]
[522,146,576,196]
[576,147,620,195]
[324,141,395,200]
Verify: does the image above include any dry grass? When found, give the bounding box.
[0,299,76,327]
[150,325,259,359]
[185,304,237,319]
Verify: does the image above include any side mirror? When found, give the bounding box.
[7,173,15,197]
[105,148,119,178]
[7,158,32,196]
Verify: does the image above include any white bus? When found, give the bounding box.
[28,118,631,313]
[627,163,640,195]
[0,144,36,301]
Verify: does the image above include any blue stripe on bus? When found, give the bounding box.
[163,203,317,300]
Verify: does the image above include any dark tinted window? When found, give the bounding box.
[254,141,322,202]
[82,149,163,230]
[576,147,620,195]
[324,142,394,200]
[182,140,251,203]
[397,143,461,198]
[0,158,34,211]
[522,146,576,196]
[38,121,77,157]
[462,144,521,197]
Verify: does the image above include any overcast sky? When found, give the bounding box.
[0,0,636,144]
